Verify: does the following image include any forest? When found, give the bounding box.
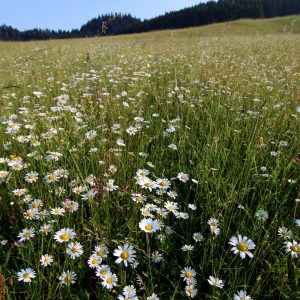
[1,0,300,40]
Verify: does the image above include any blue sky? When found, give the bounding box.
[0,0,208,31]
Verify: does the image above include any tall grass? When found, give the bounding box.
[0,17,299,299]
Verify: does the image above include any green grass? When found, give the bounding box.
[0,16,299,300]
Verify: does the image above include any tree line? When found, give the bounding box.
[1,0,300,41]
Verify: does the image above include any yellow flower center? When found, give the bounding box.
[44,258,49,263]
[100,269,106,276]
[27,211,34,217]
[23,273,30,279]
[106,278,112,284]
[91,259,97,265]
[237,242,248,251]
[160,181,167,186]
[71,247,78,253]
[188,288,194,294]
[97,250,104,257]
[60,233,70,240]
[32,203,39,209]
[185,271,192,278]
[290,245,298,252]
[144,182,152,188]
[65,275,72,282]
[24,232,31,238]
[120,251,129,260]
[145,225,153,231]
[49,175,55,180]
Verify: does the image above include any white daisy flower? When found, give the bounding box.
[72,185,86,194]
[88,254,101,269]
[24,209,39,220]
[17,268,36,283]
[95,264,111,278]
[139,218,161,233]
[188,204,197,210]
[167,190,178,199]
[177,172,189,182]
[126,126,138,136]
[137,177,156,192]
[208,276,224,289]
[0,170,9,182]
[40,254,53,267]
[85,130,97,140]
[136,169,150,178]
[147,294,160,300]
[39,224,53,235]
[29,199,43,210]
[18,227,35,242]
[151,251,163,263]
[131,193,146,204]
[54,228,76,243]
[181,245,194,251]
[155,178,171,190]
[233,290,252,300]
[284,240,300,258]
[278,227,293,239]
[66,242,84,259]
[229,235,256,259]
[93,245,109,259]
[185,285,198,298]
[180,267,196,282]
[118,285,137,299]
[207,218,220,227]
[193,232,204,243]
[24,171,39,183]
[50,207,65,216]
[113,244,136,267]
[44,173,59,184]
[104,179,119,192]
[101,272,118,289]
[59,270,77,286]
[164,201,178,213]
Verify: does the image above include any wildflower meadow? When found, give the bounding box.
[0,16,300,299]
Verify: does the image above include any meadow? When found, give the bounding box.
[0,16,300,299]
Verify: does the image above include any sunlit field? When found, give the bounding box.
[0,16,300,300]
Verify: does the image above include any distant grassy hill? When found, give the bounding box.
[126,15,300,39]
